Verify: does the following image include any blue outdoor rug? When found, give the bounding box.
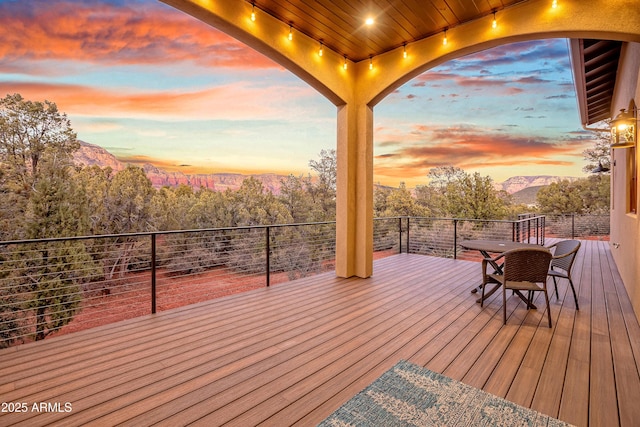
[319,360,573,427]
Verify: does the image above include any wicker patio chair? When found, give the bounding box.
[481,247,553,328]
[548,240,581,310]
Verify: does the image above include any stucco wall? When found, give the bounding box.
[610,42,640,319]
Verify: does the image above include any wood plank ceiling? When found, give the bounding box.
[251,0,528,62]
[574,39,622,125]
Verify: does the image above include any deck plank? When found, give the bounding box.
[0,241,638,427]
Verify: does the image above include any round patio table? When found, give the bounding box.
[459,239,540,303]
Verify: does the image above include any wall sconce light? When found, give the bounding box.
[611,103,637,149]
[318,42,323,57]
[343,55,348,70]
[492,11,497,29]
[288,24,293,41]
[442,29,448,46]
[251,3,256,21]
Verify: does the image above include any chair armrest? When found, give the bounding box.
[551,251,573,260]
[481,252,506,283]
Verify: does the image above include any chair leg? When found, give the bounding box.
[568,278,579,310]
[480,282,486,307]
[552,276,559,299]
[502,286,507,325]
[544,289,552,328]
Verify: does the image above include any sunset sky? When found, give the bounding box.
[0,0,599,187]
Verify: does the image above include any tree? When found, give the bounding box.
[536,180,585,214]
[536,176,610,214]
[582,122,611,173]
[427,165,466,190]
[279,174,316,223]
[307,149,337,220]
[309,148,336,191]
[0,93,79,240]
[0,94,87,344]
[378,182,430,217]
[442,172,508,220]
[101,166,155,280]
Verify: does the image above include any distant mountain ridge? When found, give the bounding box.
[73,141,287,194]
[74,141,580,195]
[495,175,580,194]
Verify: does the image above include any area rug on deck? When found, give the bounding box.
[318,360,573,427]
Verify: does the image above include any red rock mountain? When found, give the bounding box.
[73,141,286,194]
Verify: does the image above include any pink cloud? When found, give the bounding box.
[0,1,276,70]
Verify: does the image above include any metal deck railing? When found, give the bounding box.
[0,213,609,347]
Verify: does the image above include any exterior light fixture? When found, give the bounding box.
[251,3,256,21]
[443,29,448,46]
[343,55,348,70]
[288,24,293,41]
[318,42,323,57]
[403,43,407,59]
[492,11,497,29]
[610,105,637,149]
[369,55,373,70]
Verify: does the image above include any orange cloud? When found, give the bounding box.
[0,80,315,121]
[0,1,276,71]
[374,123,589,182]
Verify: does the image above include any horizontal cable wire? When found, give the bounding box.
[0,215,606,348]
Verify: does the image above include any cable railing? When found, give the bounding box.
[0,213,608,347]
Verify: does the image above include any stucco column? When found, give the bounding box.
[335,101,374,278]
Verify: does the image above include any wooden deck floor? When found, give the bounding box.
[1,239,639,426]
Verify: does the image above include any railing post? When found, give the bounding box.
[398,217,402,254]
[572,213,576,239]
[266,226,270,287]
[406,217,410,254]
[151,233,156,314]
[453,219,458,259]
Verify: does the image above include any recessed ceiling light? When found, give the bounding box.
[365,17,374,26]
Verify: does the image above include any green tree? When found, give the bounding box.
[0,94,88,344]
[0,93,79,240]
[101,166,155,281]
[307,149,336,220]
[537,176,610,214]
[536,180,585,214]
[582,123,611,173]
[279,174,316,223]
[441,171,508,219]
[378,183,430,217]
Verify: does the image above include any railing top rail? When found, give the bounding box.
[0,220,338,247]
[396,215,546,224]
[1,215,551,247]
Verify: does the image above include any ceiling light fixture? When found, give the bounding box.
[369,55,373,70]
[343,55,348,70]
[492,11,497,29]
[443,29,448,46]
[365,17,374,26]
[403,43,407,59]
[251,3,256,21]
[288,24,293,41]
[318,42,323,57]
[552,0,558,8]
